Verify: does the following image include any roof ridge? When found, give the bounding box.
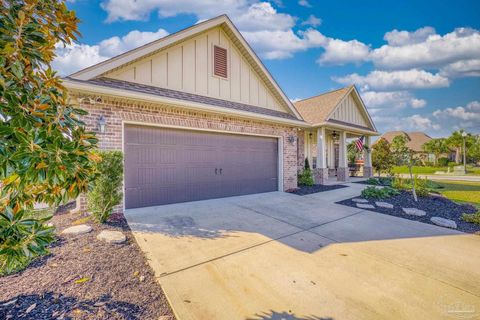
[294,85,352,104]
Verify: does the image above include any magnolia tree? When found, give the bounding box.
[391,135,418,201]
[0,0,98,273]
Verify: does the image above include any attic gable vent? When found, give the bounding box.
[213,45,228,78]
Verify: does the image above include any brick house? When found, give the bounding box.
[64,15,378,212]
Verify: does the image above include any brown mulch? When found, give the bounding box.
[0,209,175,320]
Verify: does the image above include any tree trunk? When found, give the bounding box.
[408,162,418,202]
[455,147,461,163]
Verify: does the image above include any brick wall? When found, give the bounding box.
[74,94,299,212]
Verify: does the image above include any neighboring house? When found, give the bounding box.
[294,86,379,182]
[377,131,453,163]
[63,15,378,212]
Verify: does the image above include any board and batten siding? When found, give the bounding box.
[106,27,287,113]
[330,94,370,128]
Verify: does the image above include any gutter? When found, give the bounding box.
[63,79,309,128]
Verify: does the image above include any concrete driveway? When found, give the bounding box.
[125,183,480,320]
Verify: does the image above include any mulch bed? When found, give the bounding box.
[337,191,480,234]
[287,184,349,196]
[0,209,175,320]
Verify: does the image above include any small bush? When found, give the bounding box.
[462,212,480,225]
[361,186,399,199]
[366,178,380,185]
[438,157,449,167]
[414,176,429,197]
[392,176,408,190]
[88,151,124,223]
[298,169,314,186]
[366,177,392,186]
[448,161,457,168]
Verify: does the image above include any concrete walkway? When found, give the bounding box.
[125,183,480,320]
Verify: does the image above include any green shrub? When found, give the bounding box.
[0,209,55,275]
[414,176,429,197]
[366,178,380,185]
[392,176,408,190]
[298,169,314,186]
[438,157,449,167]
[361,186,399,199]
[366,177,392,186]
[462,212,480,225]
[87,151,124,223]
[448,161,457,168]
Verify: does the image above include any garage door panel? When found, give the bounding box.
[124,125,278,209]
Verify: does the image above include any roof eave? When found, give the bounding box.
[310,121,380,136]
[63,79,309,128]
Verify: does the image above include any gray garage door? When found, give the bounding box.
[124,125,278,209]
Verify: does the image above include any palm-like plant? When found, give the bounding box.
[422,138,449,166]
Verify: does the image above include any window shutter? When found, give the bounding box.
[213,45,228,78]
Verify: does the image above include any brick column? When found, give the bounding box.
[337,131,348,182]
[314,127,329,184]
[363,136,373,178]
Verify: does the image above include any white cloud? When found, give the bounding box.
[439,59,480,78]
[233,2,296,32]
[101,0,246,22]
[404,114,440,131]
[370,27,480,70]
[333,69,450,90]
[383,26,436,46]
[317,38,370,65]
[98,28,169,56]
[410,98,427,109]
[301,14,321,27]
[361,90,426,109]
[298,0,311,7]
[53,43,109,76]
[53,28,169,76]
[433,101,480,121]
[242,29,326,59]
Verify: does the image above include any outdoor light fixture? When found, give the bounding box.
[287,135,296,144]
[98,115,106,133]
[332,131,339,141]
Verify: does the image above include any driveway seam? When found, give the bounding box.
[158,208,366,278]
[236,203,365,234]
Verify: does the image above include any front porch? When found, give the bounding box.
[294,85,380,185]
[301,127,375,184]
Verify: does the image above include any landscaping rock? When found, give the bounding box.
[356,203,375,209]
[402,208,426,217]
[430,217,457,229]
[352,198,369,203]
[375,201,394,209]
[61,224,92,235]
[96,230,126,244]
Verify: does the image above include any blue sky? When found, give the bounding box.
[57,0,480,137]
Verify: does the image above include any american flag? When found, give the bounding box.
[355,136,365,151]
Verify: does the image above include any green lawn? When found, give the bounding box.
[429,180,480,209]
[392,165,480,176]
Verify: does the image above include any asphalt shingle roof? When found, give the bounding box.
[68,77,299,121]
[293,86,352,125]
[379,131,432,152]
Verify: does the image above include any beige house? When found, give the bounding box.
[63,15,378,212]
[294,86,379,183]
